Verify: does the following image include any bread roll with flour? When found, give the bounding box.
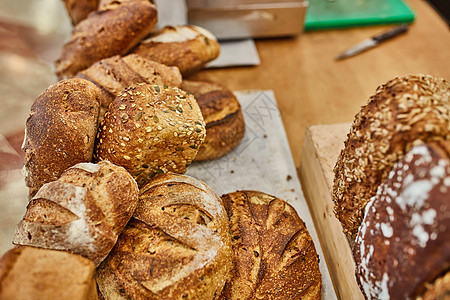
[353,141,450,299]
[219,191,322,300]
[14,161,139,266]
[96,173,233,299]
[22,78,101,197]
[333,74,450,241]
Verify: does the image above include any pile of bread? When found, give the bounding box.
[332,74,450,299]
[0,1,323,299]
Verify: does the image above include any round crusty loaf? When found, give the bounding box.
[94,83,206,188]
[14,161,139,266]
[180,80,245,161]
[62,0,98,25]
[0,246,98,300]
[219,190,322,300]
[132,25,220,76]
[55,0,158,79]
[353,141,450,300]
[333,74,450,241]
[77,54,182,121]
[22,78,101,197]
[96,173,233,300]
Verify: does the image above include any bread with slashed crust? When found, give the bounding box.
[94,83,206,188]
[180,80,245,161]
[77,54,182,121]
[22,78,101,198]
[13,161,139,266]
[132,25,220,76]
[96,173,233,300]
[0,246,98,300]
[333,74,450,242]
[55,0,158,79]
[353,141,450,299]
[219,190,322,300]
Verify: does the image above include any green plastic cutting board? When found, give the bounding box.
[304,0,416,31]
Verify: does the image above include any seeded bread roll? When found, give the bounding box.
[55,0,158,79]
[94,83,206,187]
[219,191,322,300]
[0,246,98,300]
[22,78,101,197]
[180,80,245,161]
[132,25,220,76]
[96,173,233,300]
[14,161,139,266]
[353,141,450,300]
[77,54,182,121]
[333,74,450,241]
[62,0,98,25]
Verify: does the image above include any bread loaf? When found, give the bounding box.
[14,161,139,266]
[77,54,182,120]
[62,0,98,25]
[219,191,322,300]
[132,25,220,76]
[180,80,245,161]
[94,83,206,187]
[96,173,233,299]
[22,78,101,197]
[0,246,97,300]
[417,271,450,300]
[55,0,158,79]
[353,141,450,299]
[333,74,450,241]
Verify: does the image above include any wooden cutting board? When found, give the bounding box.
[298,123,365,300]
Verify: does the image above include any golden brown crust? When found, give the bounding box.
[418,271,450,300]
[55,0,158,79]
[96,173,233,300]
[22,78,101,197]
[333,74,450,241]
[219,190,322,300]
[180,80,245,161]
[94,84,206,188]
[62,0,99,25]
[13,161,139,266]
[77,54,182,121]
[0,246,98,300]
[132,25,220,76]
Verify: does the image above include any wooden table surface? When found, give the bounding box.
[189,0,450,168]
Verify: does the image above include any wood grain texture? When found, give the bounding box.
[188,0,450,168]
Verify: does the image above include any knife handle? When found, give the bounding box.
[372,24,409,43]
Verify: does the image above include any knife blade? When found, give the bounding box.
[335,24,409,61]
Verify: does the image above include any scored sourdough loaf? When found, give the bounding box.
[131,25,220,76]
[14,161,139,266]
[96,173,233,299]
[94,83,206,188]
[219,191,322,300]
[333,74,450,241]
[0,246,98,300]
[180,80,245,161]
[22,78,101,198]
[353,141,450,300]
[77,54,182,121]
[55,0,158,79]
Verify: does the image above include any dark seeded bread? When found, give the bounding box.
[219,190,322,300]
[353,141,450,299]
[180,80,245,161]
[94,83,206,187]
[55,0,158,79]
[96,173,232,300]
[22,78,101,197]
[333,74,450,242]
[14,161,139,266]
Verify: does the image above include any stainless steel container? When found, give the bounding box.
[186,0,308,40]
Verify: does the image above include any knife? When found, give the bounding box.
[335,24,409,60]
